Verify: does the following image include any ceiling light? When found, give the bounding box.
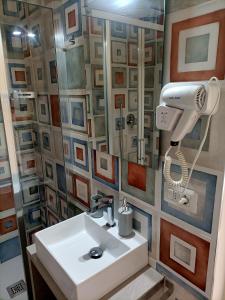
[114,0,133,8]
[27,32,36,38]
[12,30,22,36]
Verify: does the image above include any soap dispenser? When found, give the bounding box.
[118,197,133,237]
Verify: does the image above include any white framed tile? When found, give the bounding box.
[170,234,197,273]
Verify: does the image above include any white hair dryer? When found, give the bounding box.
[156,77,220,194]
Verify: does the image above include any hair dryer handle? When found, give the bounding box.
[171,110,199,143]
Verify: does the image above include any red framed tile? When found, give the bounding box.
[68,10,76,28]
[0,185,14,211]
[115,72,124,84]
[160,219,210,291]
[76,147,84,161]
[15,70,25,81]
[27,159,35,169]
[0,215,17,234]
[171,9,225,81]
[127,162,147,191]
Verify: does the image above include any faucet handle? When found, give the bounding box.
[102,195,114,204]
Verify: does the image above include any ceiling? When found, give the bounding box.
[86,0,164,19]
[18,0,61,9]
[167,0,211,13]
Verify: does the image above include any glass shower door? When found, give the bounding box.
[0,2,66,299]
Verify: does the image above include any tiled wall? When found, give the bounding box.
[53,1,225,299]
[155,1,225,299]
[1,0,225,299]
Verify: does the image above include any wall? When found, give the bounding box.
[156,0,225,299]
[51,1,224,300]
[1,0,225,299]
[51,0,225,299]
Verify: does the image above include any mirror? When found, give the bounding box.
[85,0,165,168]
[58,0,165,168]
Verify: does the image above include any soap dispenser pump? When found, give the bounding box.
[118,197,133,237]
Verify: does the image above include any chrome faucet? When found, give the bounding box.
[88,195,115,227]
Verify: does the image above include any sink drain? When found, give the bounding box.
[89,247,103,259]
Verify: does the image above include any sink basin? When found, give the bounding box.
[35,213,148,300]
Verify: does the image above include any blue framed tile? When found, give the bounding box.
[24,204,42,228]
[70,97,87,133]
[44,158,57,188]
[8,63,27,88]
[15,124,34,151]
[0,237,21,263]
[56,164,66,194]
[156,263,208,300]
[49,60,58,84]
[2,0,19,17]
[182,116,210,151]
[92,90,105,115]
[0,160,11,185]
[161,163,217,233]
[129,204,152,251]
[40,127,53,154]
[71,102,84,126]
[38,95,50,124]
[111,21,127,38]
[61,0,82,42]
[22,178,40,205]
[71,137,89,172]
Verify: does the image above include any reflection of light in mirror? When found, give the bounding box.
[27,32,36,38]
[114,0,133,8]
[13,31,22,36]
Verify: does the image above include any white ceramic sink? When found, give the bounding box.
[35,213,148,300]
